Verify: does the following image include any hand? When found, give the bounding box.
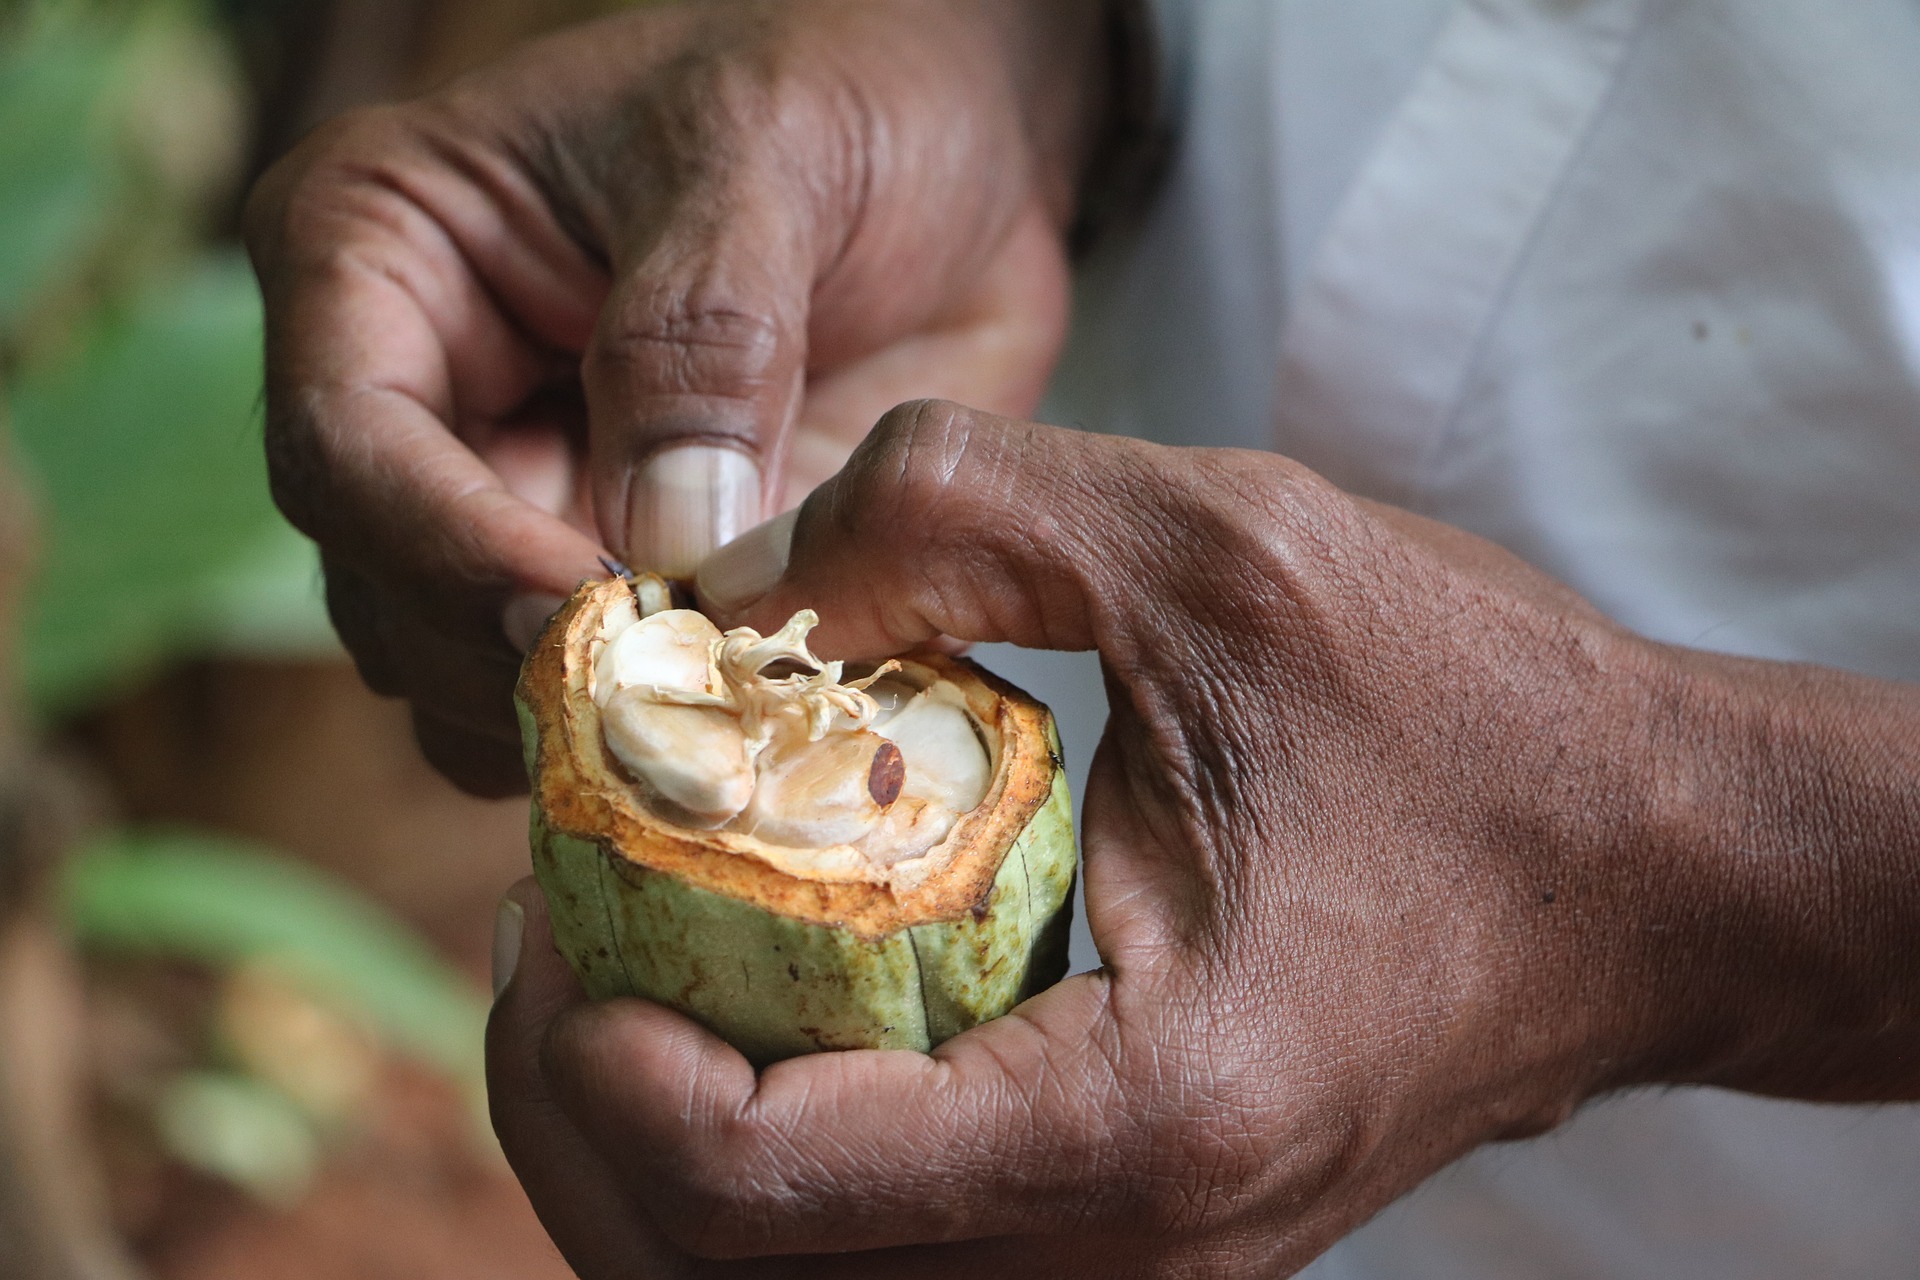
[244,0,1110,793]
[489,401,1920,1276]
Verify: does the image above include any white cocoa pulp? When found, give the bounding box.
[590,604,991,867]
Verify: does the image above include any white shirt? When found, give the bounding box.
[1005,1,1920,1275]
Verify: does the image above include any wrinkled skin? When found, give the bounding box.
[488,402,1920,1278]
[247,1,1920,1271]
[244,0,1104,794]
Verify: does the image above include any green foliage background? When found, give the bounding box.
[2,0,334,720]
[1,1,490,1189]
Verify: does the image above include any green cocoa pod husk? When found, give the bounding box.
[515,577,1076,1065]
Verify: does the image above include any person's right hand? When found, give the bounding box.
[244,0,1113,794]
[487,399,1920,1277]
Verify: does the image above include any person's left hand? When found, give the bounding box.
[487,401,1920,1278]
[243,0,1105,795]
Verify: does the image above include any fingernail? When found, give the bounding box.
[697,507,797,614]
[491,897,525,1000]
[629,443,761,580]
[503,592,568,651]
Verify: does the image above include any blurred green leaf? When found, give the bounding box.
[0,11,121,333]
[156,1069,320,1206]
[62,828,489,1090]
[8,251,332,718]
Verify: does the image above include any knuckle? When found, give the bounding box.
[301,102,419,174]
[815,399,1083,602]
[812,402,927,551]
[662,16,817,148]
[588,282,790,412]
[696,46,788,136]
[239,165,289,262]
[1121,453,1324,601]
[250,105,456,304]
[869,400,1059,564]
[262,393,329,536]
[246,105,407,238]
[732,51,864,197]
[640,22,870,242]
[1198,451,1350,550]
[853,397,984,525]
[323,571,404,698]
[410,709,526,798]
[343,640,406,702]
[240,131,333,256]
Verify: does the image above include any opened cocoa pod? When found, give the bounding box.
[514,574,1075,1065]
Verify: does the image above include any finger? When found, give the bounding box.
[490,887,1041,1279]
[720,1231,1176,1280]
[793,1233,1207,1280]
[411,709,527,799]
[570,25,852,577]
[268,351,607,609]
[380,608,524,742]
[582,190,811,577]
[325,562,533,794]
[540,970,1135,1258]
[699,400,1161,657]
[322,560,405,698]
[487,880,699,1280]
[252,121,609,610]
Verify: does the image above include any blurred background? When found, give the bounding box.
[0,1,644,1275]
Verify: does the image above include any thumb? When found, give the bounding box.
[485,880,687,1277]
[696,399,1152,658]
[584,208,809,578]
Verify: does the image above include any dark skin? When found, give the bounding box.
[244,0,1106,795]
[247,2,1920,1275]
[489,403,1920,1277]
